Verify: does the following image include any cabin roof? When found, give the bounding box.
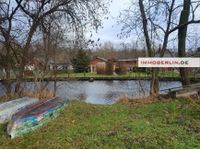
[117,59,138,62]
[95,57,108,62]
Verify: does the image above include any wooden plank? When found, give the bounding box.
[167,82,200,98]
[176,91,198,98]
[162,82,200,92]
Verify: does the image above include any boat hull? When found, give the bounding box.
[0,97,39,124]
[7,97,68,138]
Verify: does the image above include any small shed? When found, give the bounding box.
[89,57,107,73]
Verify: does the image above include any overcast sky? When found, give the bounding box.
[86,0,132,48]
[87,0,200,50]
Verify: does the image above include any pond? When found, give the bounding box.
[0,80,182,105]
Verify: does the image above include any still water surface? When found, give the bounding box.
[0,80,182,104]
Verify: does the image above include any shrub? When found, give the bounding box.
[115,67,126,75]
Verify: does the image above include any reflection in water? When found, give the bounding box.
[0,80,182,105]
[56,80,181,104]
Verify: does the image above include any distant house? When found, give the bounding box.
[117,59,138,71]
[0,68,6,79]
[49,62,73,71]
[25,64,35,71]
[24,58,44,71]
[89,57,107,73]
[89,57,138,74]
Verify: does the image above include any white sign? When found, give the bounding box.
[138,57,200,67]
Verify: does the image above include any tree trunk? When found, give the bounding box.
[178,0,191,86]
[150,68,159,96]
[139,0,152,57]
[4,41,13,96]
[139,0,159,96]
[4,67,12,96]
[15,71,23,95]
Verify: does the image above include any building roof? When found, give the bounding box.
[91,57,138,63]
[95,57,108,62]
[117,58,138,62]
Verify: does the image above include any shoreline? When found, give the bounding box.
[0,77,200,82]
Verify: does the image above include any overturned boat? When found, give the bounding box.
[7,97,68,138]
[0,97,39,124]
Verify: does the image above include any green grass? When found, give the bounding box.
[57,72,162,78]
[55,71,180,78]
[0,98,200,148]
[0,70,186,80]
[159,71,180,78]
[3,70,200,80]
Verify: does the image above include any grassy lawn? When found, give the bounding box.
[58,72,150,78]
[0,98,200,148]
[4,70,200,80]
[55,71,180,78]
[0,70,185,80]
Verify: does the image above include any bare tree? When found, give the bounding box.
[35,14,64,96]
[119,0,200,95]
[0,0,23,96]
[0,0,109,96]
[11,0,108,95]
[138,0,158,95]
[138,0,177,96]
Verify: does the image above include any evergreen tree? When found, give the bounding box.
[72,49,90,73]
